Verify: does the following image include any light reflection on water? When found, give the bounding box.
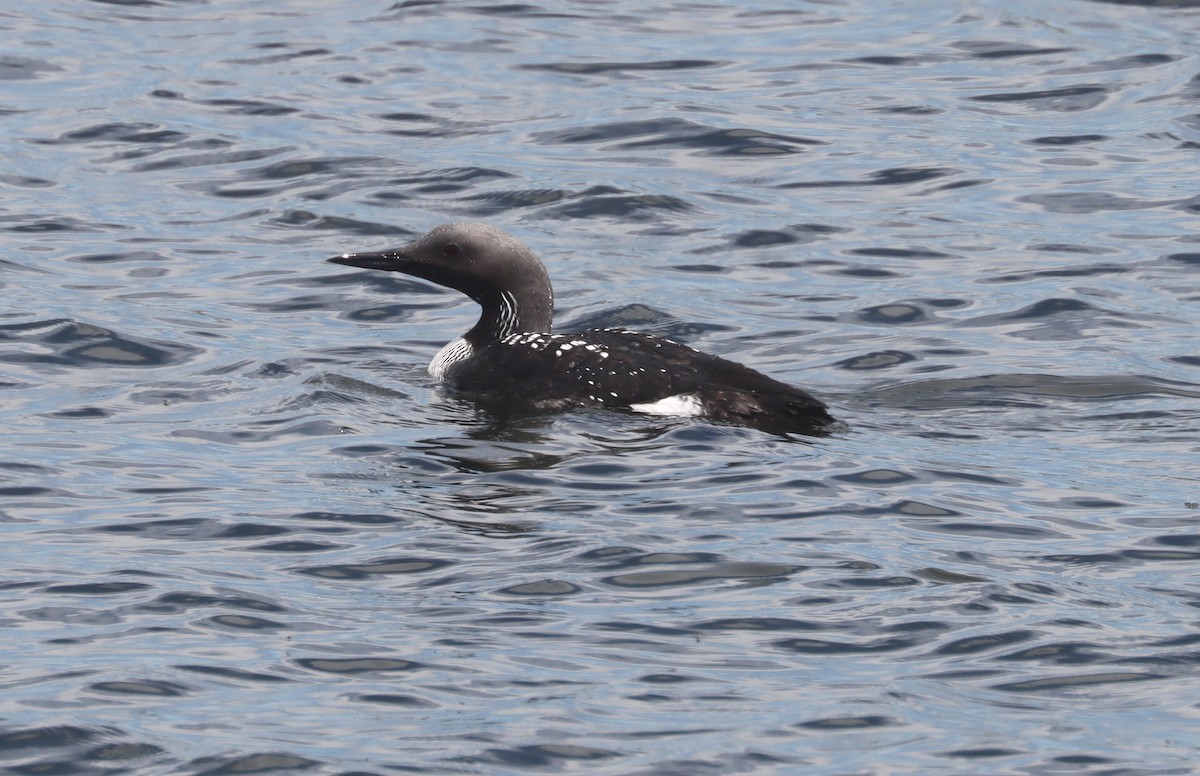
[2,0,1199,774]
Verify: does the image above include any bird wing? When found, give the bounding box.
[447,329,831,431]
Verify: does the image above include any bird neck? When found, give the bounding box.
[465,285,554,346]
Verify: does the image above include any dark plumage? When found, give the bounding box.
[328,223,834,434]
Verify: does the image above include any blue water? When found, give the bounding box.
[2,1,1200,773]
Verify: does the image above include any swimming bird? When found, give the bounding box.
[328,223,834,434]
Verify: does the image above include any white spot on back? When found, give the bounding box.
[629,393,704,417]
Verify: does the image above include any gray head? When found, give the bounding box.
[329,223,555,340]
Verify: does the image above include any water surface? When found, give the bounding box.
[2,1,1199,774]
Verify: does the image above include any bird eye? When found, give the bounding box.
[442,243,461,257]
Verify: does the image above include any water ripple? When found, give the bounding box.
[3,1,1199,774]
[0,318,202,369]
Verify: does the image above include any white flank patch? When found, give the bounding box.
[428,337,473,380]
[629,393,704,417]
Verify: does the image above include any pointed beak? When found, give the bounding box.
[327,250,410,272]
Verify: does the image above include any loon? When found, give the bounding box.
[328,223,834,434]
